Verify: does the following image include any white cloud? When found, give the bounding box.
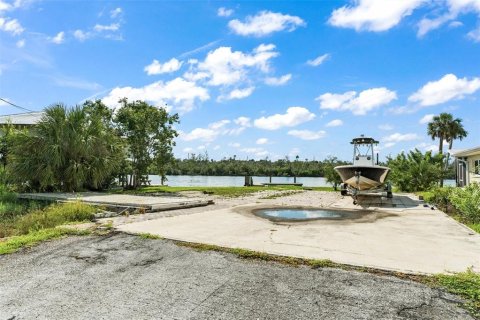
[110,7,123,18]
[213,145,221,151]
[94,23,120,32]
[229,142,241,148]
[0,17,24,35]
[254,106,316,130]
[265,74,291,86]
[144,58,183,75]
[383,133,420,144]
[180,120,230,142]
[256,138,269,145]
[102,77,209,113]
[378,124,394,130]
[218,87,255,101]
[196,44,278,86]
[240,147,269,157]
[15,38,24,47]
[415,142,438,152]
[408,74,480,106]
[73,29,90,41]
[317,87,397,115]
[50,31,65,44]
[288,130,326,140]
[326,119,343,127]
[218,7,233,17]
[228,11,305,37]
[419,114,435,124]
[183,147,194,153]
[234,117,251,127]
[467,26,480,42]
[328,0,425,32]
[307,54,330,67]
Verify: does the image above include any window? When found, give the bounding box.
[475,160,480,175]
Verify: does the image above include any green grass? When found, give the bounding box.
[118,185,335,197]
[138,232,163,239]
[467,223,480,233]
[0,227,91,255]
[431,269,480,317]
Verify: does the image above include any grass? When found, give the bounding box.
[118,185,335,197]
[138,232,163,239]
[259,190,303,199]
[431,269,480,317]
[0,227,91,255]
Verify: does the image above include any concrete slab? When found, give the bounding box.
[19,192,210,212]
[117,193,480,275]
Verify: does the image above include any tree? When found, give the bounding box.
[386,149,444,192]
[114,99,179,188]
[8,103,123,192]
[427,113,467,186]
[323,156,345,190]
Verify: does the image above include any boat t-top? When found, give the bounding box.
[334,135,392,204]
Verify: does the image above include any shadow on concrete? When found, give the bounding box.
[355,194,424,209]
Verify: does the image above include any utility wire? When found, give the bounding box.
[0,98,34,113]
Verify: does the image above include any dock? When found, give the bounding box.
[262,183,303,187]
[18,192,212,212]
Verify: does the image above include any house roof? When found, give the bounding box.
[451,146,480,157]
[0,111,44,125]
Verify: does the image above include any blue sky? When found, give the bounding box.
[1,0,479,161]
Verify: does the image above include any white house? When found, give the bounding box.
[0,111,44,129]
[452,147,480,187]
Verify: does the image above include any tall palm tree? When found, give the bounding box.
[427,113,468,187]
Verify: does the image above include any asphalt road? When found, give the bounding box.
[0,233,473,320]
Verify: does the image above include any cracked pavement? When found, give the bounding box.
[0,233,474,320]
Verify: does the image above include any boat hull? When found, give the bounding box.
[334,165,390,191]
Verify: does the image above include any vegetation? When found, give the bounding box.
[7,103,124,192]
[165,152,349,178]
[115,99,179,188]
[427,113,468,187]
[0,227,91,255]
[386,149,444,192]
[322,156,344,190]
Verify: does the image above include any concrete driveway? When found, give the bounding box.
[117,192,480,274]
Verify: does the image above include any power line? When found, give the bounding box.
[0,98,34,113]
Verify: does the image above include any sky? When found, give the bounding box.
[0,0,479,162]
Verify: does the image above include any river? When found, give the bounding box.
[147,175,456,188]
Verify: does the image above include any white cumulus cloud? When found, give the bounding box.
[326,119,343,127]
[288,130,326,140]
[144,58,183,75]
[228,11,305,37]
[419,114,435,124]
[50,31,65,44]
[180,120,230,142]
[0,17,24,35]
[307,54,330,66]
[218,87,255,101]
[234,116,251,127]
[328,0,425,32]
[218,7,234,17]
[383,133,420,143]
[256,138,269,145]
[317,87,397,115]
[254,107,316,130]
[15,38,24,47]
[102,77,209,113]
[408,74,480,106]
[94,23,120,32]
[265,74,291,86]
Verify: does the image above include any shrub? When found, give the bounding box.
[449,183,480,224]
[15,202,96,235]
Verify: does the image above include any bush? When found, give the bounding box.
[15,202,96,235]
[449,183,480,224]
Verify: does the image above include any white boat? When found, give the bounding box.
[334,136,391,203]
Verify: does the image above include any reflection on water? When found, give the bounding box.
[255,208,348,220]
[147,175,456,188]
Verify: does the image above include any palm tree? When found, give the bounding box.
[427,113,468,187]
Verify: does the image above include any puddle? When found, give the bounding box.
[253,208,364,222]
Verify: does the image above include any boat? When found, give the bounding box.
[334,136,391,203]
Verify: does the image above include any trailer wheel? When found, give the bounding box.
[387,191,393,199]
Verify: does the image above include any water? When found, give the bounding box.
[147,175,456,188]
[254,208,353,221]
[149,175,330,187]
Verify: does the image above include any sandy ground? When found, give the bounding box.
[0,233,474,320]
[115,190,480,274]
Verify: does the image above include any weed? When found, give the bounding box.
[138,233,163,240]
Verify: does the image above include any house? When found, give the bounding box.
[0,111,44,130]
[452,147,480,187]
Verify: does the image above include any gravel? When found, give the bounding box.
[0,233,473,320]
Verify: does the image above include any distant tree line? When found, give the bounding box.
[163,153,350,178]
